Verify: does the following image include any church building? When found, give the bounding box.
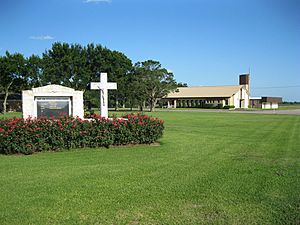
[163,74,250,109]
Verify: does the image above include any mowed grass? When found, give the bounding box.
[0,112,299,224]
[279,104,300,110]
[0,112,21,119]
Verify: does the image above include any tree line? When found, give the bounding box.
[0,42,180,113]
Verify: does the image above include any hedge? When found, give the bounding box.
[0,114,164,155]
[223,105,235,109]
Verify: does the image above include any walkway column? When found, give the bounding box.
[174,100,177,108]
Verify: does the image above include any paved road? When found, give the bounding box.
[157,109,300,115]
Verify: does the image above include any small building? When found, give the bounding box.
[163,74,250,109]
[250,96,282,109]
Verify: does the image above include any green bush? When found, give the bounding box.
[203,103,215,109]
[216,103,223,109]
[0,114,164,155]
[223,105,235,109]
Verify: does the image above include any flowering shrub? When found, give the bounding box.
[0,114,164,155]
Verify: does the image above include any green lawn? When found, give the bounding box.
[278,104,300,110]
[0,112,21,119]
[0,112,299,224]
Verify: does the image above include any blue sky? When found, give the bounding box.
[0,0,299,101]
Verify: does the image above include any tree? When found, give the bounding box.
[106,50,133,110]
[42,42,89,90]
[177,82,188,87]
[0,45,179,114]
[85,44,132,109]
[41,43,133,109]
[126,71,148,111]
[133,60,177,111]
[0,52,26,113]
[26,54,43,87]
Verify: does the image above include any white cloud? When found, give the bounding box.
[29,35,55,40]
[84,0,111,3]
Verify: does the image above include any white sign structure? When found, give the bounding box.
[22,85,84,119]
[90,73,117,118]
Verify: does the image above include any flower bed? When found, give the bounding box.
[0,114,164,155]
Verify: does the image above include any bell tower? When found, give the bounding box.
[239,73,250,95]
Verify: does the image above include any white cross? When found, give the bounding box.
[90,73,117,118]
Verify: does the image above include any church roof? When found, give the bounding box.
[165,85,244,98]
